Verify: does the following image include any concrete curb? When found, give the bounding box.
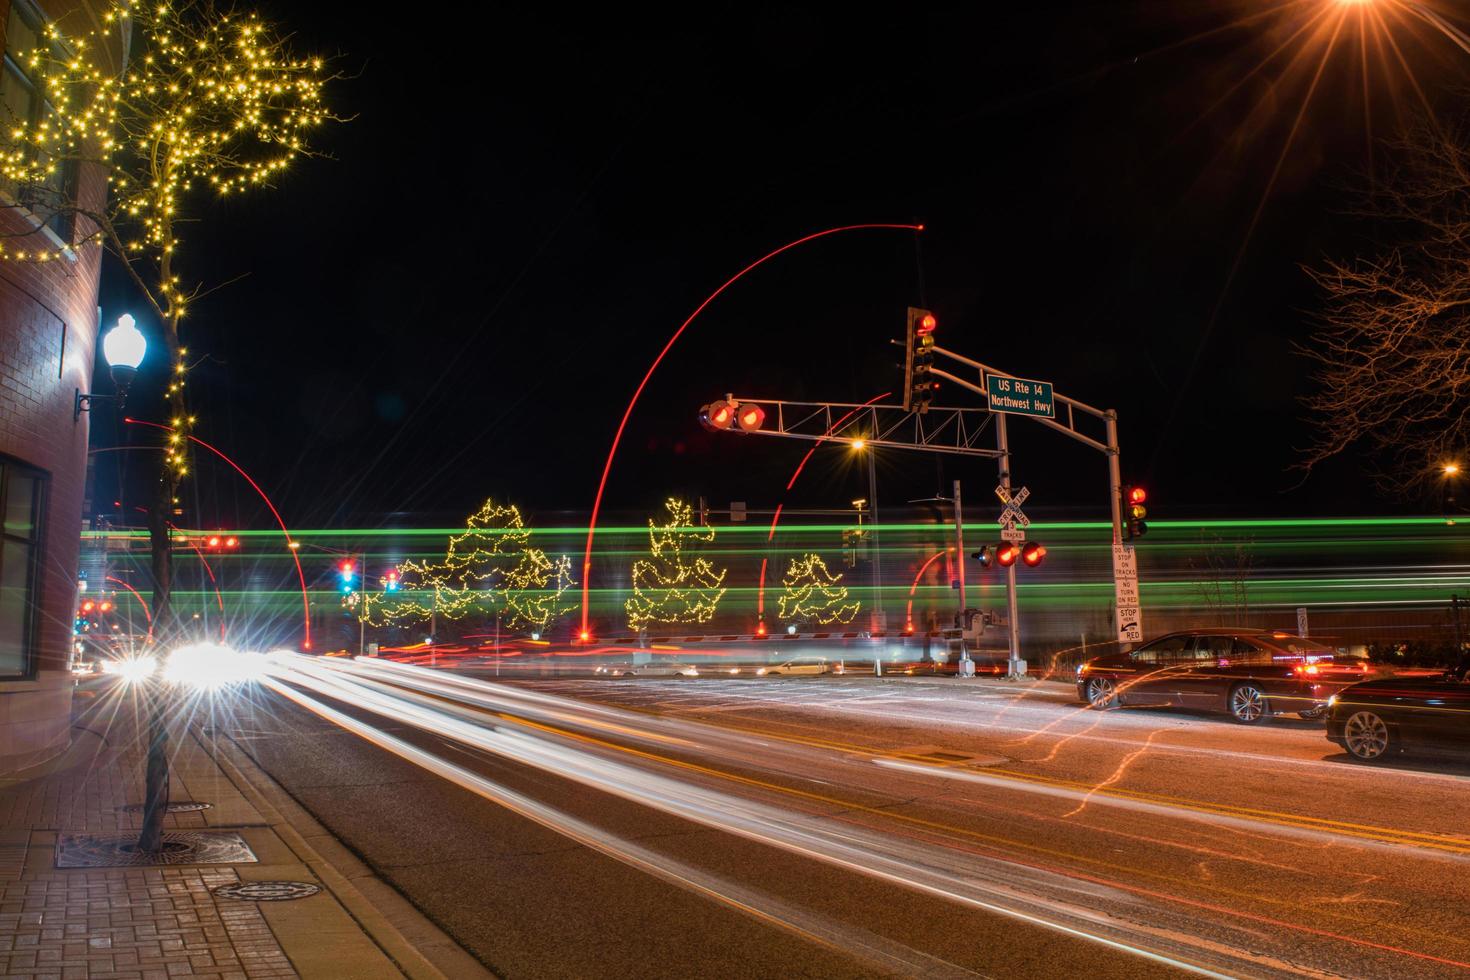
[196,725,494,980]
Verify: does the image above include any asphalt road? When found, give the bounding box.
[211,666,1470,978]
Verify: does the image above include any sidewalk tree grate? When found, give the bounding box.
[213,880,321,902]
[117,800,212,813]
[55,831,257,868]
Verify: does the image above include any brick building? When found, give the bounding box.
[0,0,117,772]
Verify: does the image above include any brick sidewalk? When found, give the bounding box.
[0,689,301,980]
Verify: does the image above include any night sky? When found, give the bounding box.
[89,2,1470,532]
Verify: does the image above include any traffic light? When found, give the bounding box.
[382,569,400,592]
[903,307,939,414]
[699,400,735,431]
[1021,542,1047,567]
[1122,485,1148,540]
[971,546,992,568]
[339,560,356,593]
[995,542,1021,567]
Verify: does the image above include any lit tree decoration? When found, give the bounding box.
[354,500,577,632]
[625,499,728,632]
[777,553,859,626]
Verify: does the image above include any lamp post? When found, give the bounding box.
[1443,462,1461,525]
[852,439,884,674]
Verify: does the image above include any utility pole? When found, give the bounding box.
[867,448,883,634]
[994,416,1023,676]
[953,479,975,677]
[358,554,366,657]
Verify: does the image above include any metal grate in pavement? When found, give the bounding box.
[116,800,213,813]
[214,880,321,901]
[55,830,257,868]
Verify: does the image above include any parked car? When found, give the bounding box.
[1326,670,1470,761]
[1077,629,1392,724]
[755,657,830,676]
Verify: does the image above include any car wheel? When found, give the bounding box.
[1228,683,1268,724]
[1343,710,1393,762]
[1084,676,1117,710]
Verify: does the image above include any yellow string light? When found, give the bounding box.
[777,553,860,626]
[625,499,728,632]
[354,500,577,631]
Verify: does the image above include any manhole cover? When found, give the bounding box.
[55,831,257,868]
[117,801,212,814]
[214,880,320,902]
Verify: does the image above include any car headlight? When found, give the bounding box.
[1327,694,1339,708]
[756,667,767,675]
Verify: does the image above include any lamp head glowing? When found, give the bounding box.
[851,438,866,451]
[102,314,147,372]
[1444,463,1460,477]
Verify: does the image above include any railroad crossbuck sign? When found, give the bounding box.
[995,485,1030,543]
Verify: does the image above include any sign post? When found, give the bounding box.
[1112,544,1142,644]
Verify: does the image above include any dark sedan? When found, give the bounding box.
[1077,629,1378,724]
[1326,671,1470,762]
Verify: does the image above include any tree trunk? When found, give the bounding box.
[137,469,176,852]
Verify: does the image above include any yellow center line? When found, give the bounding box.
[594,693,1470,854]
[350,676,1469,955]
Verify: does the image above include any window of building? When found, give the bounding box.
[0,1,76,241]
[0,458,46,678]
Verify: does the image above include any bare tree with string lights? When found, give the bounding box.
[0,0,344,851]
[1298,115,1470,495]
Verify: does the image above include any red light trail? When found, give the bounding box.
[126,419,313,649]
[577,223,922,640]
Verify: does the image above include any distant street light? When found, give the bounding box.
[76,314,147,419]
[1444,463,1460,476]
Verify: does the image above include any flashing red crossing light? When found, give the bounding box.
[1021,542,1047,567]
[206,535,221,548]
[995,542,1021,567]
[737,403,765,432]
[224,536,238,549]
[700,401,735,431]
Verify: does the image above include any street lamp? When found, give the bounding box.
[76,314,146,419]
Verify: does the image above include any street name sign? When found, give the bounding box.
[1112,543,1143,643]
[986,374,1055,419]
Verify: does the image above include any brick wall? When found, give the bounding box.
[0,0,110,770]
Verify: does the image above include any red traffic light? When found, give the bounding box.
[737,404,765,432]
[916,313,936,336]
[995,543,1020,567]
[1021,542,1047,567]
[1128,486,1147,506]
